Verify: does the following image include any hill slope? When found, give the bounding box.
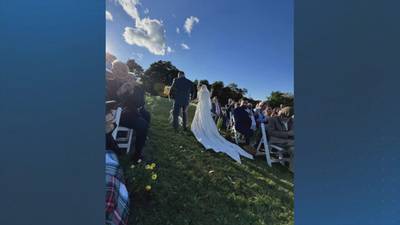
[121,95,294,225]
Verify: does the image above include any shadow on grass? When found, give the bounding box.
[120,96,294,225]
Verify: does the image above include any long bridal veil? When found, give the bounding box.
[191,85,253,163]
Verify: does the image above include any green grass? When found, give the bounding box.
[120,95,293,225]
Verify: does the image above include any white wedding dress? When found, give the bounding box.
[191,85,253,163]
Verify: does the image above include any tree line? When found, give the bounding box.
[108,54,293,108]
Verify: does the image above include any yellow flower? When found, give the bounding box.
[145,164,152,170]
[145,185,152,191]
[151,173,158,180]
[150,163,156,169]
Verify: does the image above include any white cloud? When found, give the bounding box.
[181,43,190,50]
[167,46,174,53]
[184,16,200,34]
[118,0,167,55]
[176,27,180,34]
[106,11,113,21]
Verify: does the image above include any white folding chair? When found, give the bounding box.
[112,107,134,154]
[256,123,290,167]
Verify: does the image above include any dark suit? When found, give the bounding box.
[233,106,252,144]
[169,76,195,129]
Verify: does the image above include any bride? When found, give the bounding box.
[191,85,253,163]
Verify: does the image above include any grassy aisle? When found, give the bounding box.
[121,96,294,225]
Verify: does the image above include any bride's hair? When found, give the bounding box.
[197,83,207,91]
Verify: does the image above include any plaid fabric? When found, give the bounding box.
[106,150,129,225]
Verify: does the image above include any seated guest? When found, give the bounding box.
[119,80,150,163]
[233,100,253,145]
[108,60,150,163]
[105,103,130,225]
[105,150,130,225]
[267,106,294,171]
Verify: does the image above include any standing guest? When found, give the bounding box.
[271,107,280,117]
[254,101,269,125]
[211,96,222,122]
[223,98,235,129]
[265,106,273,118]
[246,103,257,131]
[233,100,253,145]
[267,106,295,172]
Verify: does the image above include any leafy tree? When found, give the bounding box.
[267,91,294,108]
[126,59,144,77]
[143,61,180,95]
[210,81,224,98]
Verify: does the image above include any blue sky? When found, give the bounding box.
[106,0,293,100]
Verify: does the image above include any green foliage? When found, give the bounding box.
[120,96,294,225]
[153,83,165,96]
[143,61,181,95]
[267,91,294,108]
[210,81,224,98]
[126,59,144,77]
[216,117,224,130]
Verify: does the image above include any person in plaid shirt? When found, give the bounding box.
[105,100,130,225]
[105,150,130,225]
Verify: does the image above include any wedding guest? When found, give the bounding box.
[245,103,257,131]
[271,107,280,117]
[267,106,294,171]
[233,100,253,145]
[211,96,222,122]
[105,101,130,225]
[105,149,129,225]
[119,81,150,162]
[265,106,273,118]
[108,60,150,163]
[254,101,268,125]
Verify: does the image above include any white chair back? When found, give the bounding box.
[112,107,123,140]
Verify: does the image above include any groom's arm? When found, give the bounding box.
[190,81,196,100]
[169,79,176,98]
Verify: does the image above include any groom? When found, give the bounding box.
[169,71,195,131]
